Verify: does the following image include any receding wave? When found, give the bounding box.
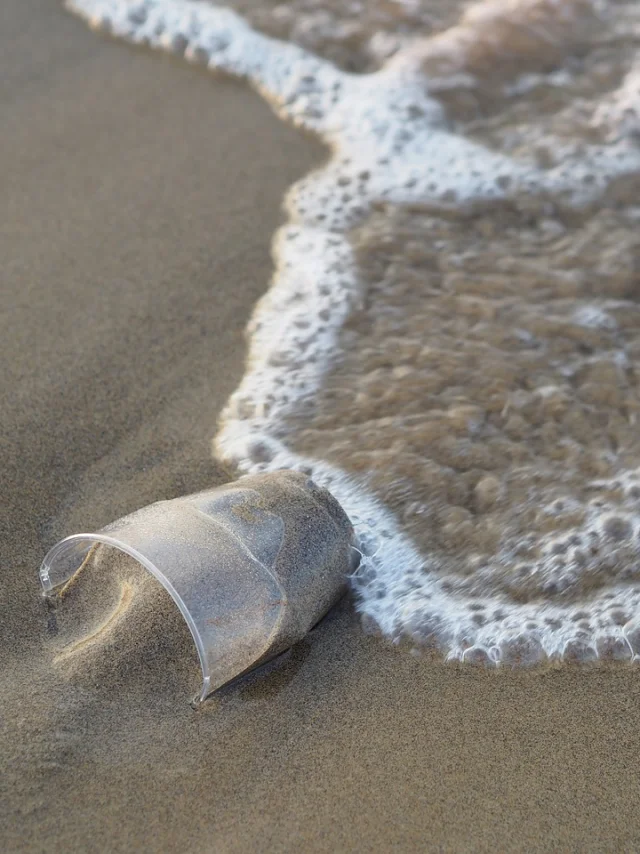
[66,0,640,666]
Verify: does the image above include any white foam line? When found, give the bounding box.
[592,59,640,141]
[66,0,640,665]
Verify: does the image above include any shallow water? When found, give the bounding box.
[65,0,640,666]
[221,0,465,72]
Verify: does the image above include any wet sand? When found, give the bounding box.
[3,2,640,852]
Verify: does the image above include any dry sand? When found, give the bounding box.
[3,1,640,852]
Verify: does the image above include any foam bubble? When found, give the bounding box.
[66,0,640,667]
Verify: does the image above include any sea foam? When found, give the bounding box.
[66,0,640,665]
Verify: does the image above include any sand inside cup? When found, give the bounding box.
[50,545,201,699]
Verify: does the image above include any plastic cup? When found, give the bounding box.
[39,471,355,704]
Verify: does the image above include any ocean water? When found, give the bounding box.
[65,0,640,666]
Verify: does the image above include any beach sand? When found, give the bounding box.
[3,1,640,852]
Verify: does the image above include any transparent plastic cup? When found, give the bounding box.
[40,471,355,704]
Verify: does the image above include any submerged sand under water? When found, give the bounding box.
[297,200,640,612]
[285,0,640,659]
